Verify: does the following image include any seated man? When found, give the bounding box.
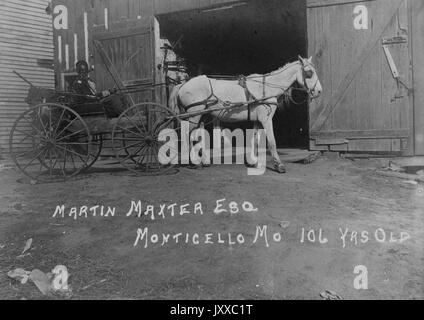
[71,60,124,117]
[72,60,97,96]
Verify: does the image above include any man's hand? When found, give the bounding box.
[101,90,111,97]
[96,90,111,98]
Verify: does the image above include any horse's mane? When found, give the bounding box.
[202,61,301,81]
[247,61,300,78]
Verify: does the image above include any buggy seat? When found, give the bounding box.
[25,86,128,118]
[71,93,128,118]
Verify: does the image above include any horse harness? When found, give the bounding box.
[177,78,220,112]
[238,74,279,122]
[180,61,316,122]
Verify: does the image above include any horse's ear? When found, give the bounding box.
[308,56,313,63]
[298,55,305,65]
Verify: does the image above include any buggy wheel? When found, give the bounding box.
[112,102,180,175]
[9,103,92,182]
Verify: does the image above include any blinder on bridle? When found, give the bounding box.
[300,62,319,98]
[303,69,314,79]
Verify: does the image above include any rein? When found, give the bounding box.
[247,62,317,101]
[172,60,319,124]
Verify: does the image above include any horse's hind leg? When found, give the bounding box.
[198,121,211,167]
[260,117,286,174]
[246,121,259,167]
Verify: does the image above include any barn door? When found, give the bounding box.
[92,17,163,105]
[307,0,413,155]
[411,0,424,155]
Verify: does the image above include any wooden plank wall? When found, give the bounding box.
[51,0,243,83]
[411,0,424,155]
[154,0,246,15]
[52,0,155,88]
[0,0,54,154]
[307,0,413,154]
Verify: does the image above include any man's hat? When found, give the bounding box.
[76,60,89,74]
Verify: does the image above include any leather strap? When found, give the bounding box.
[238,75,254,122]
[183,78,219,111]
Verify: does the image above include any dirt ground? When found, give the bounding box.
[0,154,423,300]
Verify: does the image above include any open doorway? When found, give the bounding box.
[156,0,309,148]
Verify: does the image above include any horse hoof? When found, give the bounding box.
[246,162,258,168]
[275,163,286,173]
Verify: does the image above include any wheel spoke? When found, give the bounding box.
[153,117,174,133]
[48,149,54,176]
[13,132,34,145]
[57,129,87,142]
[13,128,39,138]
[53,108,66,136]
[34,110,49,137]
[51,147,67,177]
[121,142,146,162]
[21,147,46,170]
[135,144,149,166]
[22,116,46,138]
[51,149,59,171]
[123,113,146,136]
[145,147,152,172]
[115,125,145,138]
[56,142,90,146]
[151,145,161,166]
[133,107,148,132]
[55,117,79,138]
[111,137,147,141]
[116,140,144,152]
[36,154,45,178]
[68,148,77,170]
[48,106,52,134]
[62,146,68,175]
[112,103,178,175]
[15,148,40,159]
[55,144,87,162]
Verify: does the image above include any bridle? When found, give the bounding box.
[246,61,320,103]
[301,62,319,99]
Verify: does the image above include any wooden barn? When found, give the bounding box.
[307,0,424,156]
[17,0,424,155]
[50,0,310,148]
[0,0,54,155]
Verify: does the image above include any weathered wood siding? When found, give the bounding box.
[154,0,246,15]
[92,17,158,104]
[411,0,424,155]
[51,0,158,98]
[51,0,248,93]
[0,0,54,154]
[307,0,414,154]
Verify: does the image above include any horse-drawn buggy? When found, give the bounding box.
[9,55,321,182]
[9,73,181,182]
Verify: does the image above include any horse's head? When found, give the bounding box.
[296,56,322,99]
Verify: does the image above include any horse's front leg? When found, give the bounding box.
[260,117,286,174]
[247,121,260,167]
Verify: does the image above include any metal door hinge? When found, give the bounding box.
[382,43,411,101]
[382,35,407,45]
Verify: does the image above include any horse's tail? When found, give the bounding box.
[168,84,183,115]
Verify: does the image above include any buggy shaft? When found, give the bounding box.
[167,95,280,121]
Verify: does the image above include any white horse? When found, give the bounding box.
[169,56,322,173]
